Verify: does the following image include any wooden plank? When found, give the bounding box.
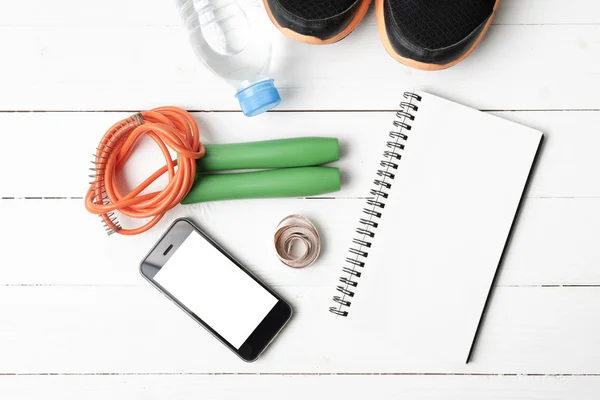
[1,197,600,286]
[0,24,598,111]
[1,111,599,198]
[489,0,600,25]
[1,0,598,26]
[0,199,357,287]
[0,111,385,199]
[0,285,599,373]
[2,374,600,400]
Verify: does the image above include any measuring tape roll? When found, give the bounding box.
[274,215,321,268]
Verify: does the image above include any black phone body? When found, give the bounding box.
[139,218,292,362]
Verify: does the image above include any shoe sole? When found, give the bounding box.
[264,0,372,45]
[376,0,501,70]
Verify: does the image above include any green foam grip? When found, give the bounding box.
[198,138,339,172]
[181,166,341,204]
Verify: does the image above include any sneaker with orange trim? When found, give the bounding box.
[264,0,372,44]
[376,0,501,70]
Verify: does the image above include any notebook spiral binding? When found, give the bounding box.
[329,91,422,317]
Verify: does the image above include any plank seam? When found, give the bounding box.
[0,109,600,113]
[2,284,599,288]
[1,372,600,376]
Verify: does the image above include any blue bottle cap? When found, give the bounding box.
[236,79,281,117]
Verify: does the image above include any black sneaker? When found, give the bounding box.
[376,0,500,70]
[264,0,372,44]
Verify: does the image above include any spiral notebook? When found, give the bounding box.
[330,91,543,363]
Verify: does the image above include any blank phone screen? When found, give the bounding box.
[153,232,278,349]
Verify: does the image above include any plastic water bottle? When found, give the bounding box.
[175,0,281,117]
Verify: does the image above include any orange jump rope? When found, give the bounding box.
[85,107,205,236]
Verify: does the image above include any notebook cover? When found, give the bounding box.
[342,91,543,363]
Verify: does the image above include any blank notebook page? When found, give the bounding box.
[349,91,543,363]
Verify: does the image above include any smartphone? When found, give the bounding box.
[139,218,292,362]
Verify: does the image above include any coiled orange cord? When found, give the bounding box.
[85,106,206,236]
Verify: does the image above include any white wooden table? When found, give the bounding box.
[1,0,599,398]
